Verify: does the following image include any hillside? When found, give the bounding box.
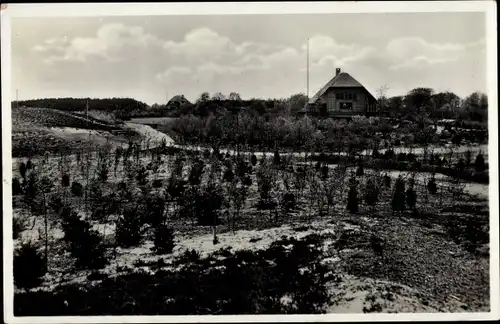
[11,107,140,157]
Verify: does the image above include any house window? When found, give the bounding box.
[336,92,343,100]
[353,93,357,101]
[340,102,353,110]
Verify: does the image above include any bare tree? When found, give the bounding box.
[376,85,389,116]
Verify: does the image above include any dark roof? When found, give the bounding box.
[309,72,376,103]
[167,95,191,105]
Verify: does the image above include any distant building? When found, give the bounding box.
[167,95,191,108]
[303,68,378,117]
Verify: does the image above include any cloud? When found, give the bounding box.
[33,23,162,64]
[29,23,486,103]
[386,37,486,70]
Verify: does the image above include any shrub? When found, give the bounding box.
[223,164,236,183]
[13,217,25,240]
[475,152,486,172]
[356,163,364,177]
[364,178,379,210]
[12,177,22,196]
[188,160,205,186]
[145,196,165,227]
[391,176,406,213]
[405,185,417,210]
[321,165,329,180]
[71,182,84,197]
[273,150,281,166]
[346,178,359,214]
[242,175,252,186]
[116,205,145,248]
[383,174,391,188]
[152,179,163,188]
[136,166,148,186]
[20,162,27,180]
[14,243,46,290]
[61,210,108,270]
[427,177,437,195]
[97,163,109,182]
[151,224,175,255]
[61,174,70,187]
[196,185,224,226]
[251,154,258,166]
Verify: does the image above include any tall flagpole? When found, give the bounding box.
[307,38,310,101]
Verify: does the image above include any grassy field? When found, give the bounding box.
[11,107,141,157]
[11,145,490,315]
[9,108,490,315]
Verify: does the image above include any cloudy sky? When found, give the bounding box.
[11,12,487,105]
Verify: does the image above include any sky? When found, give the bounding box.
[11,12,488,105]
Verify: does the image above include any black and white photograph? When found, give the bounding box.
[2,2,498,322]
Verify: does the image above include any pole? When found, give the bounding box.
[307,38,310,101]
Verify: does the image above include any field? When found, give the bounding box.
[9,107,491,315]
[11,108,142,157]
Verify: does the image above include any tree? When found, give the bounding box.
[432,91,460,117]
[364,178,379,212]
[229,92,242,101]
[151,224,175,255]
[116,204,145,248]
[14,243,47,290]
[197,92,210,103]
[288,93,308,115]
[427,175,437,195]
[475,152,486,172]
[376,85,389,115]
[461,92,488,122]
[212,92,226,101]
[346,177,359,214]
[405,181,417,212]
[12,177,22,196]
[61,209,108,270]
[387,96,404,117]
[391,176,406,214]
[405,87,435,115]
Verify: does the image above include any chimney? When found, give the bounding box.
[336,68,341,76]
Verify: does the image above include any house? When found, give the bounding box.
[304,68,378,117]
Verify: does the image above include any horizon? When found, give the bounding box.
[11,10,488,107]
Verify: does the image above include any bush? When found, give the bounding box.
[61,174,70,187]
[14,243,46,290]
[61,210,108,270]
[12,177,23,195]
[475,153,486,172]
[20,162,27,179]
[346,178,359,214]
[71,182,84,197]
[151,224,175,255]
[145,196,165,227]
[356,164,364,177]
[321,165,329,180]
[136,167,148,186]
[427,177,437,195]
[152,179,163,188]
[13,217,25,240]
[364,178,379,209]
[273,150,281,166]
[383,174,391,188]
[223,166,235,183]
[251,154,258,166]
[406,185,417,210]
[391,176,406,213]
[116,205,145,248]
